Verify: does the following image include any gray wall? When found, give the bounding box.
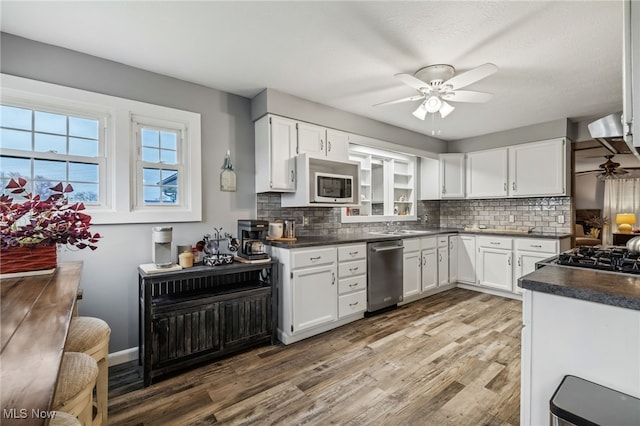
[575,174,605,209]
[447,118,570,153]
[252,88,447,153]
[1,33,257,353]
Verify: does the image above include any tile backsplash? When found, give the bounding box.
[256,194,572,236]
[440,197,572,233]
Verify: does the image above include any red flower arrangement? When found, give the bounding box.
[1,177,101,251]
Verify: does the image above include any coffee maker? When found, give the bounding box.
[152,226,173,267]
[237,220,270,260]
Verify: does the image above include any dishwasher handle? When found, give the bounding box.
[371,245,404,252]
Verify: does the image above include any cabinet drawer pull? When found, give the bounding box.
[512,182,516,191]
[349,267,359,272]
[490,242,501,245]
[331,272,336,285]
[309,256,321,261]
[349,301,359,307]
[349,283,359,288]
[508,256,512,266]
[320,139,324,150]
[504,182,507,191]
[530,244,542,248]
[518,257,522,267]
[349,251,359,256]
[328,141,332,151]
[291,170,295,182]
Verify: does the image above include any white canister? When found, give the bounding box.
[268,222,284,239]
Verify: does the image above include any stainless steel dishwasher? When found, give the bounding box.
[367,239,403,313]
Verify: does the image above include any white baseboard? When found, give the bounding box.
[109,347,138,366]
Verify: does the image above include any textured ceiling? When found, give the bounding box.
[0,1,624,141]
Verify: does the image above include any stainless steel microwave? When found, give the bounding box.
[313,172,354,203]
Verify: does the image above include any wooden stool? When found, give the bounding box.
[53,352,98,426]
[50,411,82,426]
[65,316,111,426]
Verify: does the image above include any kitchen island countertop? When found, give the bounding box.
[266,227,571,249]
[519,265,640,311]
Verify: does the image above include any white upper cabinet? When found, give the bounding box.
[255,114,297,192]
[466,148,508,198]
[419,156,440,200]
[508,138,567,197]
[460,138,568,199]
[297,122,349,161]
[439,153,465,198]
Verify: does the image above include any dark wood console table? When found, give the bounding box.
[612,233,638,246]
[138,260,277,387]
[1,262,82,426]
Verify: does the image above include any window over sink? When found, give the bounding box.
[342,144,416,223]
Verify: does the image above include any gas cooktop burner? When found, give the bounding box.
[555,246,640,275]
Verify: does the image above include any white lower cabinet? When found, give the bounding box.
[437,236,450,286]
[337,244,367,318]
[462,235,563,296]
[477,236,514,292]
[448,235,458,284]
[513,238,559,294]
[402,239,422,299]
[270,243,366,345]
[458,235,476,284]
[421,237,438,292]
[292,263,338,332]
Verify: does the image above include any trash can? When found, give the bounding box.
[550,375,640,426]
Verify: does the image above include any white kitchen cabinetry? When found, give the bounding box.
[457,235,476,284]
[269,244,368,345]
[477,236,513,292]
[521,290,640,426]
[448,235,458,284]
[466,148,508,198]
[297,122,349,161]
[421,237,438,292]
[437,236,449,286]
[439,154,465,198]
[290,247,338,333]
[513,238,560,294]
[337,244,367,318]
[402,239,422,299]
[419,156,440,200]
[509,138,567,197]
[255,114,296,192]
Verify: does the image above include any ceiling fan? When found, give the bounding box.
[576,155,632,180]
[374,63,498,119]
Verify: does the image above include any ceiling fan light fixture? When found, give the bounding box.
[424,96,442,113]
[439,101,455,118]
[412,102,428,120]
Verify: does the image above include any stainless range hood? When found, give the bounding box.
[588,112,640,158]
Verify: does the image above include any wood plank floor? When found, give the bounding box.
[108,288,522,425]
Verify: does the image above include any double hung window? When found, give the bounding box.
[0,74,201,224]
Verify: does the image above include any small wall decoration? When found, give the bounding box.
[220,150,236,192]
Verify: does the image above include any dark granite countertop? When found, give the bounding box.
[519,265,640,311]
[266,227,571,249]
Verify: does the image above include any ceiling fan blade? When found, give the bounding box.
[443,63,498,90]
[441,90,493,103]
[373,94,424,107]
[394,73,430,91]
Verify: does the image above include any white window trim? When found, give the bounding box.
[0,73,202,224]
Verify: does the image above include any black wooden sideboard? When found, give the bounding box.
[138,260,277,386]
